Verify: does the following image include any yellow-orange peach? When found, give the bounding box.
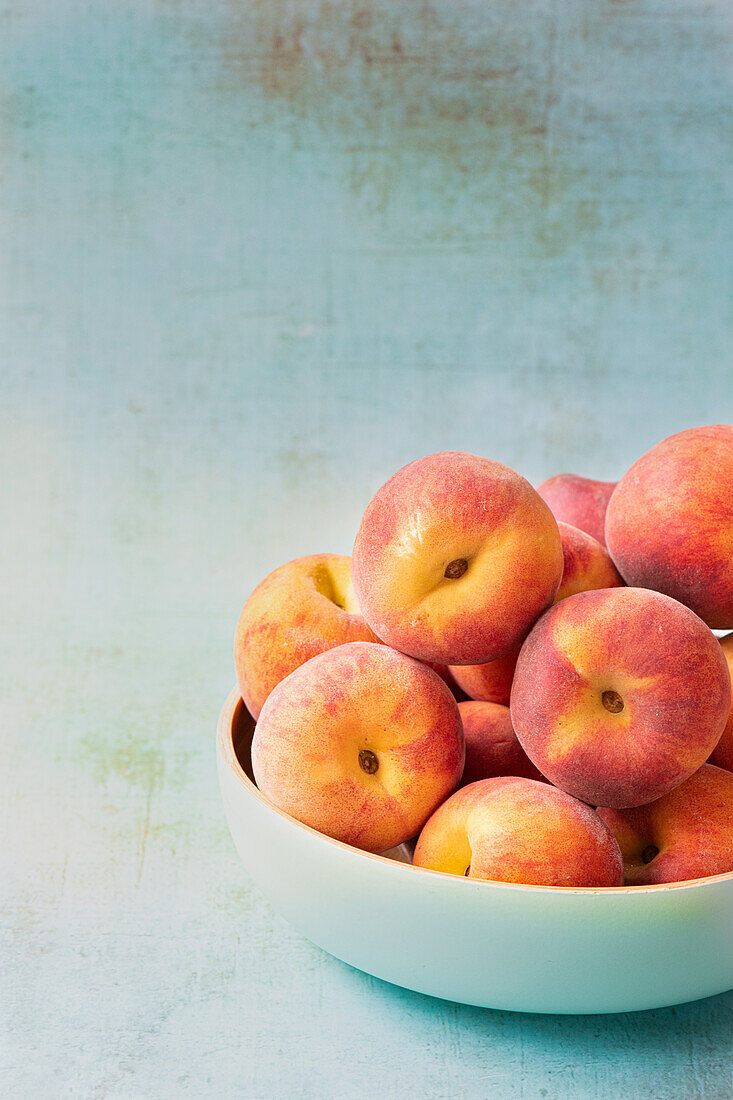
[252,642,465,852]
[710,633,733,771]
[234,554,380,719]
[598,765,733,884]
[413,777,623,887]
[510,588,731,808]
[605,425,733,628]
[537,474,617,546]
[352,451,563,666]
[450,522,622,704]
[458,701,545,785]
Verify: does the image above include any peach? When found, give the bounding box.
[598,765,733,884]
[510,587,731,808]
[710,633,733,771]
[450,522,622,704]
[413,777,623,887]
[422,662,464,700]
[554,522,624,601]
[458,701,545,784]
[605,425,733,628]
[251,642,465,852]
[234,554,380,719]
[449,649,519,707]
[537,474,617,546]
[352,451,564,666]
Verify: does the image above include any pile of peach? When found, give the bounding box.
[234,425,733,888]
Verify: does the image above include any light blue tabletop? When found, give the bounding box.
[3,2,732,1096]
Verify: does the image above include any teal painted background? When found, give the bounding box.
[3,2,733,1096]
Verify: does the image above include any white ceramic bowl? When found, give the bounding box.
[218,687,733,1014]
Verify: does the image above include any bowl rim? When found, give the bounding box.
[218,685,733,896]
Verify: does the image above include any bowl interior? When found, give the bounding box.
[231,699,256,783]
[222,688,733,890]
[219,689,733,1012]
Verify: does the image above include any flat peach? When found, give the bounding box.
[598,765,733,884]
[537,474,617,546]
[605,425,733,628]
[252,642,465,853]
[449,649,519,707]
[554,522,624,601]
[352,451,563,666]
[450,522,622,704]
[234,553,380,718]
[422,662,464,700]
[510,587,731,808]
[413,777,623,887]
[458,701,545,784]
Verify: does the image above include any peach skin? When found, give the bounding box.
[458,701,545,785]
[413,777,623,887]
[537,474,617,546]
[605,424,733,628]
[251,642,465,853]
[352,451,564,666]
[234,553,380,719]
[450,521,622,704]
[710,633,733,771]
[554,522,624,601]
[449,649,520,707]
[598,765,733,885]
[422,662,465,700]
[510,587,731,809]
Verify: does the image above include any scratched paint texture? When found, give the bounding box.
[2,0,733,1096]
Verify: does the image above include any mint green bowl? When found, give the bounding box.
[217,687,733,1014]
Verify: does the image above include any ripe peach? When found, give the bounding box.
[352,451,563,666]
[605,425,733,628]
[422,662,464,700]
[598,765,733,885]
[710,633,733,771]
[510,587,731,808]
[554,522,624,601]
[450,522,622,704]
[449,649,519,707]
[537,474,617,546]
[413,777,623,887]
[251,642,465,853]
[234,554,380,719]
[458,701,545,784]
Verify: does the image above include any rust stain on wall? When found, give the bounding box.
[218,1,560,217]
[208,0,732,270]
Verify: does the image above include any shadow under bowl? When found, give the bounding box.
[217,687,733,1014]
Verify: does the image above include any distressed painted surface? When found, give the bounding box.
[2,1,733,1096]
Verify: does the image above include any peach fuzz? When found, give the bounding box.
[422,661,464,700]
[510,587,731,809]
[605,424,733,628]
[537,473,617,546]
[450,522,622,704]
[251,642,465,853]
[709,633,733,771]
[598,765,733,885]
[459,701,545,785]
[413,777,623,887]
[234,553,380,719]
[352,451,564,666]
